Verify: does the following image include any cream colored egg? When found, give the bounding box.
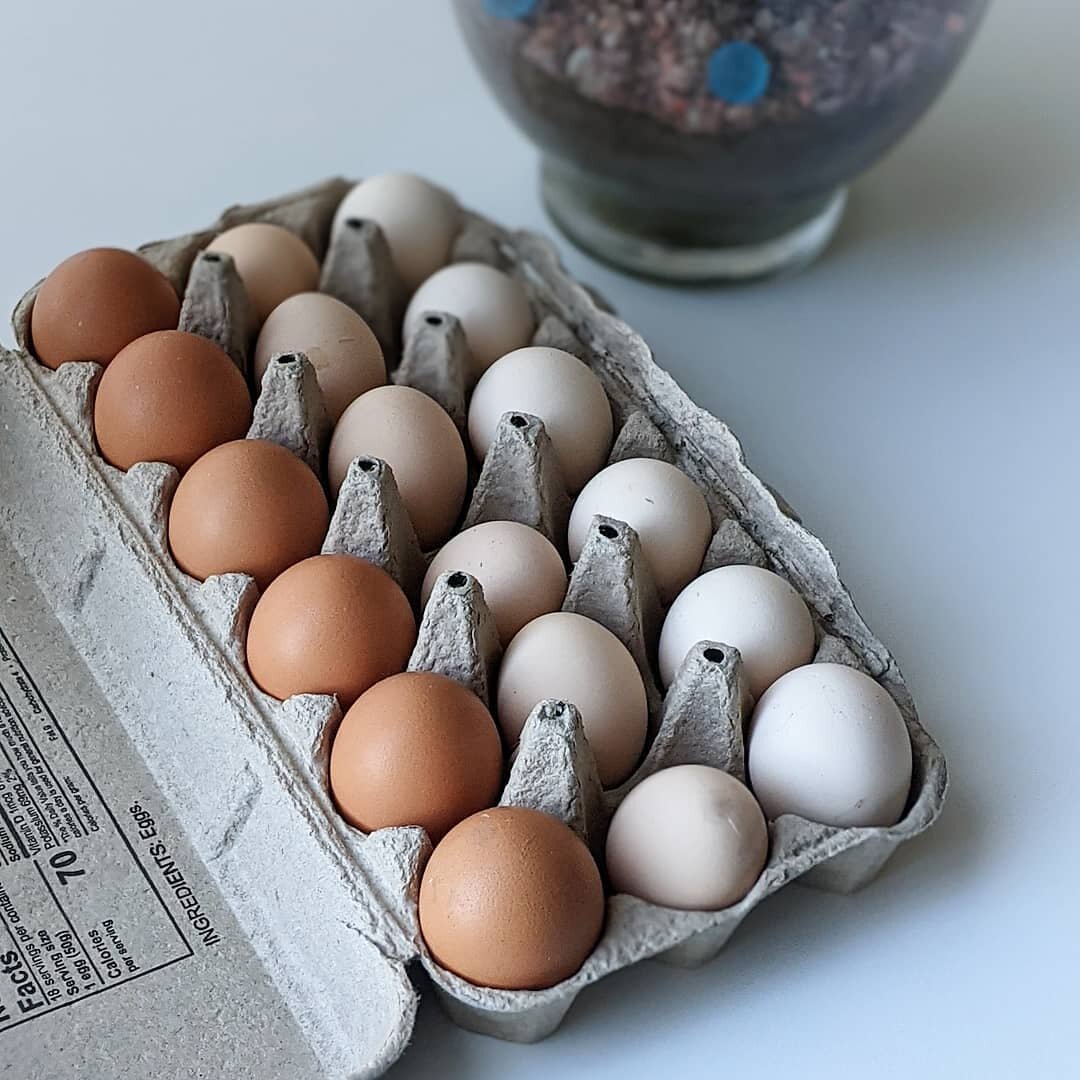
[404,263,535,376]
[328,385,467,549]
[422,521,568,645]
[331,173,459,292]
[468,346,613,494]
[254,293,385,423]
[568,458,712,605]
[748,662,913,828]
[658,565,815,698]
[606,765,768,911]
[496,611,647,787]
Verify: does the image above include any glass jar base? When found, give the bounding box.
[541,167,848,284]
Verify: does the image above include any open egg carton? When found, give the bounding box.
[1,178,947,1073]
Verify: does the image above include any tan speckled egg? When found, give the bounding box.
[404,263,535,377]
[418,807,604,990]
[254,293,385,423]
[31,248,180,370]
[167,439,328,590]
[606,765,768,911]
[328,385,468,549]
[245,554,416,708]
[331,173,460,291]
[468,346,613,494]
[206,223,320,325]
[93,331,251,472]
[496,612,647,787]
[421,521,567,645]
[330,672,503,841]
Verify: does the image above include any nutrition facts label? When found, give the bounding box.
[0,625,192,1032]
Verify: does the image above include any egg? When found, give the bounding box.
[404,263,535,377]
[331,173,459,291]
[93,330,251,472]
[245,554,416,708]
[658,565,815,698]
[568,458,712,605]
[30,248,180,370]
[468,346,613,494]
[168,439,328,589]
[496,612,647,787]
[421,521,567,644]
[329,671,503,841]
[254,293,385,423]
[418,806,604,990]
[328,385,468,549]
[605,765,768,911]
[747,662,913,828]
[206,223,320,325]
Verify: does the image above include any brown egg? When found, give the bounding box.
[418,806,605,990]
[206,223,320,325]
[30,248,180,370]
[93,331,251,472]
[330,672,503,841]
[245,554,416,707]
[168,439,328,589]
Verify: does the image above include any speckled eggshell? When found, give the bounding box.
[329,671,503,842]
[30,248,180,370]
[421,521,568,645]
[93,330,251,472]
[418,806,604,991]
[605,765,768,911]
[568,458,712,605]
[658,565,816,699]
[331,173,460,291]
[328,385,468,549]
[468,346,613,494]
[254,293,385,423]
[748,662,914,828]
[404,263,535,377]
[167,439,328,590]
[496,611,647,787]
[206,223,320,325]
[245,554,416,709]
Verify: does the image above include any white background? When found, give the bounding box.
[2,2,1077,1077]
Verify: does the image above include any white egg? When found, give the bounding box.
[658,564,815,697]
[468,346,613,494]
[748,662,913,828]
[568,457,712,604]
[496,612,647,787]
[331,173,460,291]
[404,263,535,376]
[422,521,568,645]
[606,765,768,911]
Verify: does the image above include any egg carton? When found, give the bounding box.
[0,178,947,1072]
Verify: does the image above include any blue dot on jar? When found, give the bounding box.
[483,0,538,19]
[707,42,772,106]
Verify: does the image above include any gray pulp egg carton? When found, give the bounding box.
[0,178,947,1072]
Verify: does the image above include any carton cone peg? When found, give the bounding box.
[408,571,501,708]
[395,311,471,432]
[247,352,329,474]
[702,516,768,572]
[608,410,676,466]
[179,249,255,377]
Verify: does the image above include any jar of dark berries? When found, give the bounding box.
[454,0,989,281]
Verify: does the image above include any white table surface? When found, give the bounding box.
[3,2,1076,1077]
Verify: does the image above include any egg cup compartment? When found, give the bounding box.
[3,177,947,1068]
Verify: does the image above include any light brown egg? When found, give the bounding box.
[329,671,503,841]
[31,248,180,370]
[327,385,468,549]
[93,330,251,472]
[167,439,328,589]
[245,554,416,708]
[418,806,604,990]
[206,223,320,325]
[253,293,385,423]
